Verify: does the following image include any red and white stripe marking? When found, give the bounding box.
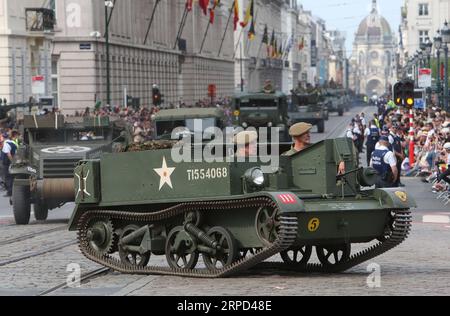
[277,194,297,204]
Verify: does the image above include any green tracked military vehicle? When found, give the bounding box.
[69,137,414,277]
[289,92,328,133]
[10,114,131,225]
[153,108,226,140]
[232,91,290,142]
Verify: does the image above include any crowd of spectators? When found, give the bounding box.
[71,97,233,144]
[346,97,450,192]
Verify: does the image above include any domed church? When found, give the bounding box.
[350,0,397,97]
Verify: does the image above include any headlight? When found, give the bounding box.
[244,167,265,191]
[242,122,248,128]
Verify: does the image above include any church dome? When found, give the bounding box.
[356,0,392,38]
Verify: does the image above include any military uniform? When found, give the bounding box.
[282,122,312,156]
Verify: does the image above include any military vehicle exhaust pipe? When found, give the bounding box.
[39,179,75,202]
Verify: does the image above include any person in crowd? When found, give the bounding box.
[1,130,20,197]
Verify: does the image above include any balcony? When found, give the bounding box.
[25,8,55,32]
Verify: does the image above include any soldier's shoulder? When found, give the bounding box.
[282,149,298,157]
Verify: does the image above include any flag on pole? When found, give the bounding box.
[199,0,209,15]
[284,35,293,57]
[272,38,278,58]
[233,0,240,31]
[262,25,269,44]
[209,0,220,24]
[248,18,255,40]
[240,0,254,28]
[268,30,275,57]
[299,36,305,50]
[186,0,193,11]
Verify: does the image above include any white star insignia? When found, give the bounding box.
[154,157,176,190]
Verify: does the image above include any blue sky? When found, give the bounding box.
[298,0,402,57]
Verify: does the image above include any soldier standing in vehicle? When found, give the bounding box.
[2,130,20,197]
[234,131,258,158]
[370,136,398,188]
[284,122,346,175]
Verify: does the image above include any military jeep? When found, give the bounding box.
[10,114,131,225]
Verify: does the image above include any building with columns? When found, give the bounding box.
[350,0,397,96]
[0,0,54,104]
[52,0,235,112]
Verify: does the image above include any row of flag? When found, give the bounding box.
[185,0,306,57]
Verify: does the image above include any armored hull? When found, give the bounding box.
[70,138,414,277]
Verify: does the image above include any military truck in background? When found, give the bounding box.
[10,114,131,225]
[323,89,346,116]
[231,91,290,142]
[289,91,328,133]
[153,108,226,140]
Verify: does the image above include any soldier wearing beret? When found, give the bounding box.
[234,131,258,158]
[284,122,346,175]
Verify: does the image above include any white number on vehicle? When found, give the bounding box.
[187,168,228,181]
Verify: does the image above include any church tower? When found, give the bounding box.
[350,0,397,97]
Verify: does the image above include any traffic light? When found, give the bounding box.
[392,79,415,107]
[152,85,162,106]
[403,79,415,107]
[393,82,403,106]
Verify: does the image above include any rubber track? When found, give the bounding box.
[77,197,298,278]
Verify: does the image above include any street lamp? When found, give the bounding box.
[418,50,424,68]
[434,31,442,107]
[424,37,433,68]
[414,53,419,87]
[105,0,114,107]
[441,21,450,111]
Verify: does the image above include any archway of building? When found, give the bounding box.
[366,79,384,97]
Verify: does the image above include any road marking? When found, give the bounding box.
[423,215,450,224]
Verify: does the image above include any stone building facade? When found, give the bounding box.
[0,0,53,104]
[52,0,235,112]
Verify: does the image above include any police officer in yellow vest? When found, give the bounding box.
[283,122,346,175]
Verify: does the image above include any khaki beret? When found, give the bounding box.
[234,131,258,145]
[289,122,312,137]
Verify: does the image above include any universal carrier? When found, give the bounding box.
[69,138,414,277]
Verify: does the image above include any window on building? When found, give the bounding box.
[51,56,59,107]
[419,30,429,43]
[418,3,429,16]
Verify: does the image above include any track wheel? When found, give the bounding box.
[12,184,31,225]
[255,206,280,246]
[86,218,116,257]
[119,225,150,267]
[165,226,199,270]
[281,246,313,266]
[316,243,351,267]
[34,200,49,221]
[203,227,237,271]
